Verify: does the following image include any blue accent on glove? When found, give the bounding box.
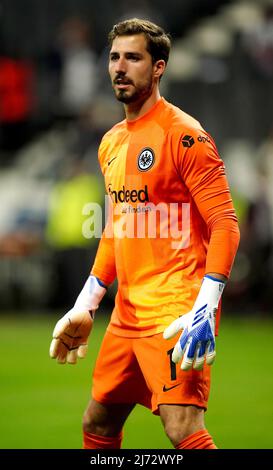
[180,314,215,360]
[204,274,225,284]
[95,277,108,289]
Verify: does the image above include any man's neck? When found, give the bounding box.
[125,88,161,121]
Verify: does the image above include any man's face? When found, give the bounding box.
[109,34,156,104]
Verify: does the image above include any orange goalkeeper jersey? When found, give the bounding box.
[92,98,239,338]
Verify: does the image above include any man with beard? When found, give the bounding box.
[50,18,240,449]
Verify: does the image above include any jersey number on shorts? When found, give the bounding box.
[167,348,177,380]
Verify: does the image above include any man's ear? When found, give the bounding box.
[153,59,166,79]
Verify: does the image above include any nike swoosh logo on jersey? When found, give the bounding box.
[108,156,118,166]
[162,383,182,392]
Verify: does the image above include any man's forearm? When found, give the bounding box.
[91,231,116,287]
[205,218,240,279]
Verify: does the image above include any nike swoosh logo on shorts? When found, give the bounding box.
[162,383,182,392]
[108,156,118,166]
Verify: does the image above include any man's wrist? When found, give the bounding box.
[194,275,225,310]
[73,275,107,312]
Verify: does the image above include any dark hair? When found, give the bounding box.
[108,18,171,65]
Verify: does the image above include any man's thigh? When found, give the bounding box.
[92,330,152,409]
[133,333,211,414]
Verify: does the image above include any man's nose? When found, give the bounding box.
[115,57,127,73]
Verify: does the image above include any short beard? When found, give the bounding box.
[115,90,134,104]
[114,77,153,105]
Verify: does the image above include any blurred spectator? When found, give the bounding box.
[257,125,273,228]
[45,157,104,309]
[256,126,273,300]
[243,171,273,311]
[222,133,273,312]
[242,5,273,78]
[0,51,35,157]
[54,16,98,118]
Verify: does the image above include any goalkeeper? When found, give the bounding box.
[50,18,240,449]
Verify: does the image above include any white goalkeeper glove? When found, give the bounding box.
[49,275,106,364]
[163,275,225,371]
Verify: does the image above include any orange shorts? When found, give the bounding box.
[92,330,211,415]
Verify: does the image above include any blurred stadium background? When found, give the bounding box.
[0,0,273,449]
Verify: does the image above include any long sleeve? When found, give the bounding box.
[91,197,116,286]
[91,231,116,286]
[180,130,240,278]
